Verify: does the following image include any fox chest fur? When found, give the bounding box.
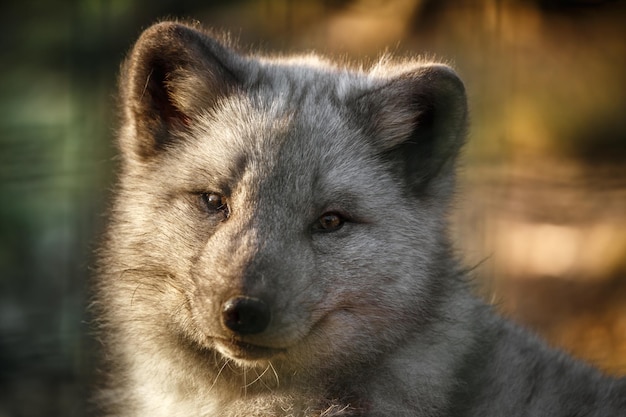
[94,22,626,417]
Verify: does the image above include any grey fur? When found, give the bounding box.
[94,21,626,417]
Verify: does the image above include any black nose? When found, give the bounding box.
[221,296,270,335]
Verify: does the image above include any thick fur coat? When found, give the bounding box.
[94,21,626,416]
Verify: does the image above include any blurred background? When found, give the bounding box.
[0,0,624,415]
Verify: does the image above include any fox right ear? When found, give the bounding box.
[119,22,241,160]
[349,64,467,200]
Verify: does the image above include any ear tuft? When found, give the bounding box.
[119,22,241,160]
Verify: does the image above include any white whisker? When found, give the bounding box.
[268,361,280,388]
[208,358,230,394]
[244,364,271,388]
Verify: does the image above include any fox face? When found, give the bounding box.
[103,21,466,388]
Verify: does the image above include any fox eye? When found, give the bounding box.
[316,212,345,232]
[200,192,230,219]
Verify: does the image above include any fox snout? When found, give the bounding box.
[213,292,292,362]
[221,296,271,335]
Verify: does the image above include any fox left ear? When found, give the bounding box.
[118,22,242,161]
[352,64,467,200]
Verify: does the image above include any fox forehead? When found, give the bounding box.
[167,87,378,189]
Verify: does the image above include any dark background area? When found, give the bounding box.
[1,1,625,416]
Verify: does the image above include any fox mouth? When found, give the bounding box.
[214,338,286,361]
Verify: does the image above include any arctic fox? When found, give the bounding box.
[94,21,626,417]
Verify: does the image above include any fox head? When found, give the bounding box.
[104,21,467,385]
